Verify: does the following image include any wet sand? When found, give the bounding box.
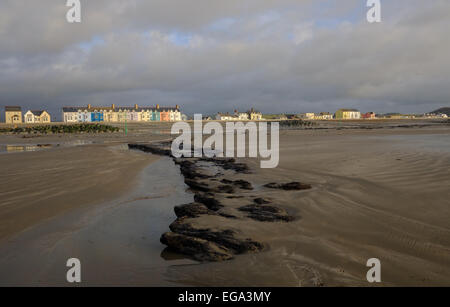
[0,143,161,240]
[163,128,450,286]
[0,123,449,286]
[0,157,195,286]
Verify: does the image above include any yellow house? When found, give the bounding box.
[314,112,334,120]
[335,109,361,120]
[247,108,263,120]
[299,113,315,120]
[24,110,51,123]
[5,106,23,124]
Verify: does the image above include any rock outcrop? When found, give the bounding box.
[238,204,295,222]
[160,232,233,261]
[174,202,218,218]
[129,141,312,262]
[264,182,312,191]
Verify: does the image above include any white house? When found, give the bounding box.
[24,110,51,123]
[234,110,249,120]
[299,113,315,120]
[216,113,236,121]
[314,112,333,120]
[62,107,78,123]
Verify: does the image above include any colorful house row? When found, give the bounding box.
[4,106,51,124]
[62,104,182,123]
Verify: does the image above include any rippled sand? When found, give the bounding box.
[166,128,450,286]
[0,124,449,286]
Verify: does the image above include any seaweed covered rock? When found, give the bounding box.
[174,203,217,218]
[169,219,264,254]
[238,204,295,222]
[194,193,224,211]
[184,178,236,193]
[160,232,233,262]
[264,182,312,191]
[221,179,254,190]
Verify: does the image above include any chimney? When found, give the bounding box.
[134,104,138,110]
[112,104,115,109]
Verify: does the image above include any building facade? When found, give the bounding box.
[314,112,333,120]
[62,104,181,123]
[24,110,51,123]
[361,112,376,119]
[5,106,23,124]
[247,108,262,120]
[234,110,249,120]
[216,112,236,121]
[299,113,315,120]
[335,109,361,120]
[62,107,78,123]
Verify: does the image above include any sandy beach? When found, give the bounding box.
[0,121,449,286]
[163,126,450,286]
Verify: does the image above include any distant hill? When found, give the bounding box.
[431,107,450,116]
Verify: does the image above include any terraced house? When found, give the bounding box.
[62,104,181,123]
[24,110,51,123]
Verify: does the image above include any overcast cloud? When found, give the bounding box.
[0,0,449,119]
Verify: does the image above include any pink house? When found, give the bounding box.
[361,112,376,119]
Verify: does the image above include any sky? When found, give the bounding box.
[0,0,449,120]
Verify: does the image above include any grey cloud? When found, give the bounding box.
[0,0,449,120]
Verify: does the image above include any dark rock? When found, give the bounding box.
[238,204,295,222]
[169,219,264,254]
[185,179,236,194]
[199,157,250,173]
[221,179,254,190]
[184,178,212,192]
[233,180,253,190]
[264,182,312,191]
[217,184,236,193]
[174,203,217,218]
[194,193,223,211]
[218,212,238,219]
[254,198,271,204]
[160,232,233,262]
[178,159,212,179]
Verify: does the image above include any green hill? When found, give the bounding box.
[431,107,450,116]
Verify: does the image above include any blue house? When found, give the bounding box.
[91,111,104,122]
[152,108,160,121]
